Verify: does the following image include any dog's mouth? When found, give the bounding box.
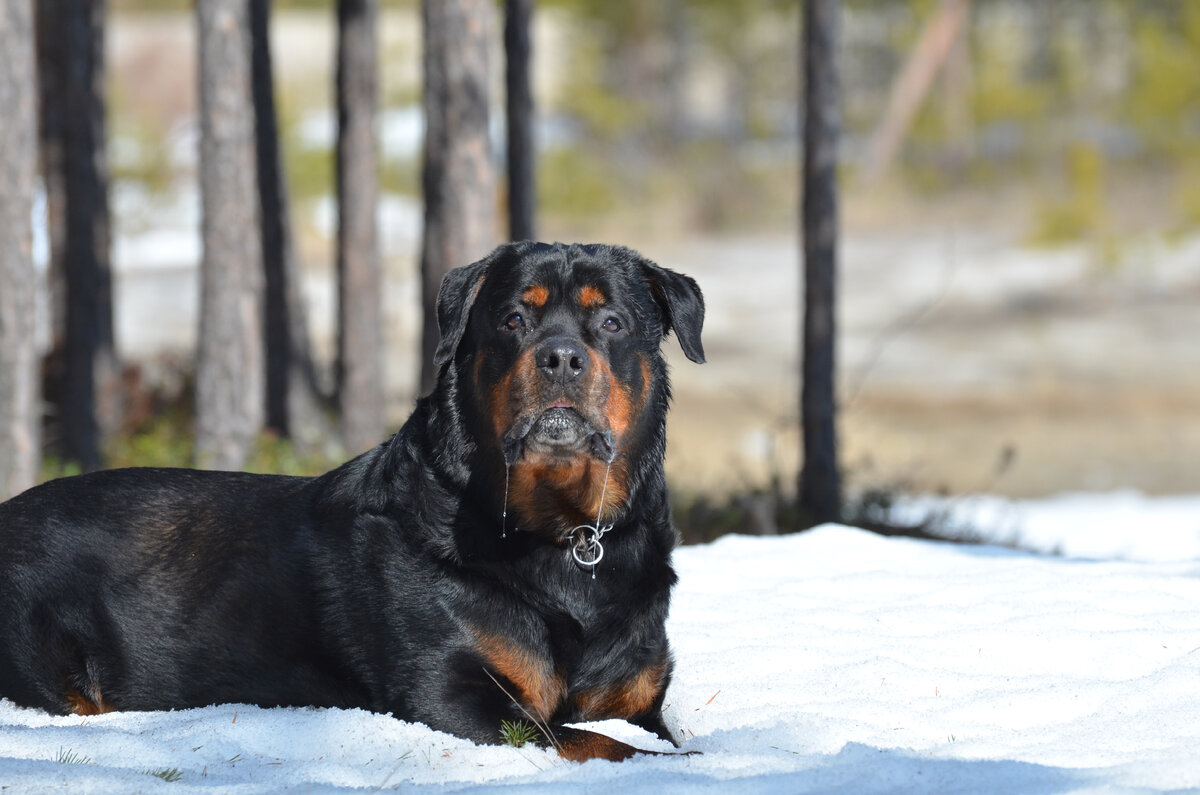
[502,405,615,465]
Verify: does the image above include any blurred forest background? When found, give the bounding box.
[1,0,1198,539]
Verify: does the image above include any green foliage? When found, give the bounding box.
[112,0,344,9]
[110,0,188,10]
[282,132,334,207]
[56,748,93,766]
[1028,142,1108,246]
[105,413,195,471]
[537,146,620,219]
[40,457,83,484]
[143,767,184,783]
[53,746,183,782]
[108,117,175,195]
[1175,164,1200,233]
[45,415,338,482]
[499,719,542,749]
[380,154,419,198]
[550,26,648,142]
[244,432,337,477]
[1126,2,1200,157]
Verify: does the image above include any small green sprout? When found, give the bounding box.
[500,718,542,748]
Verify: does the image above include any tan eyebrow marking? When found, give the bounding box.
[522,285,549,308]
[578,285,606,308]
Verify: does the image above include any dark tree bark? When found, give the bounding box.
[252,0,327,445]
[60,0,117,473]
[336,0,385,455]
[420,0,496,396]
[505,0,536,241]
[35,0,67,356]
[799,0,842,524]
[196,0,264,470]
[0,0,41,498]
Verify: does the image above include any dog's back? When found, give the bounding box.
[0,467,358,715]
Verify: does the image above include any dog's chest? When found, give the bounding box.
[469,579,665,724]
[473,623,664,725]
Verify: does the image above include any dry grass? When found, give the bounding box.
[666,380,1200,503]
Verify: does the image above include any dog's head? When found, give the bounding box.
[434,242,705,538]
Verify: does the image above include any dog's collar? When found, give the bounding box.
[568,521,613,572]
[570,457,614,578]
[501,458,615,579]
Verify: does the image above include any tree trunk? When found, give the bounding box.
[335,0,385,455]
[61,0,117,473]
[36,0,67,356]
[252,0,328,446]
[799,0,842,525]
[0,0,41,499]
[505,0,535,241]
[195,0,265,470]
[859,0,970,184]
[420,0,496,395]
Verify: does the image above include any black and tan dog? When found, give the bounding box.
[0,242,705,762]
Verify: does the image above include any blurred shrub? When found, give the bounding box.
[1028,141,1106,246]
[538,146,621,219]
[100,416,334,477]
[1176,165,1200,234]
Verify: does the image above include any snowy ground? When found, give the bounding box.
[3,493,1200,793]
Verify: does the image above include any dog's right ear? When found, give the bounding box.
[433,257,491,369]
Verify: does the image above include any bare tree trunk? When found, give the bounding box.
[195,0,264,470]
[252,0,328,445]
[799,0,842,525]
[0,0,41,499]
[61,0,117,473]
[505,0,535,241]
[420,0,495,395]
[35,0,68,467]
[36,0,67,356]
[336,0,385,455]
[859,0,970,184]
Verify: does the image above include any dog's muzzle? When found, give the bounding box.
[503,408,615,465]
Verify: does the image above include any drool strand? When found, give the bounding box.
[501,461,510,539]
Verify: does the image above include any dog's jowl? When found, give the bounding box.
[0,242,705,762]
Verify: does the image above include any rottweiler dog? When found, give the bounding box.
[0,242,705,762]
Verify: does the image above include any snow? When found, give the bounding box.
[4,496,1200,793]
[890,490,1200,563]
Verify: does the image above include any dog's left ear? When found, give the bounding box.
[433,256,491,368]
[641,259,706,364]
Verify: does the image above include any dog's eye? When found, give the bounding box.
[601,317,622,333]
[503,312,526,332]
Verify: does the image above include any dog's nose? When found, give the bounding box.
[536,337,588,384]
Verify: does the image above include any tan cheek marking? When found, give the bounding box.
[571,661,667,720]
[488,348,538,442]
[523,285,549,308]
[578,286,606,308]
[588,352,635,438]
[474,632,566,723]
